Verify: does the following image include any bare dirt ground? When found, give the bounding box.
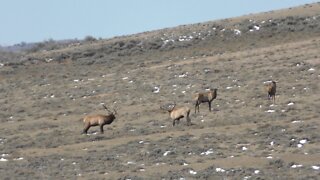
[1,3,320,180]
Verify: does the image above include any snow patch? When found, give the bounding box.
[153,86,160,94]
[216,167,226,172]
[299,139,308,144]
[287,102,294,106]
[312,165,320,170]
[163,151,171,156]
[266,110,275,113]
[291,164,303,168]
[0,158,8,162]
[201,149,214,155]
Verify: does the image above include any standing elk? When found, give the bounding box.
[265,81,276,104]
[194,88,217,114]
[160,103,191,126]
[82,105,117,134]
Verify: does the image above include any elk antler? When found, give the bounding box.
[102,104,112,113]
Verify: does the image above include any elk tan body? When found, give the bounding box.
[161,103,191,126]
[265,81,276,104]
[82,105,116,134]
[194,88,217,114]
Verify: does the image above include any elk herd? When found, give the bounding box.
[82,81,276,134]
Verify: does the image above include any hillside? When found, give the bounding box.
[0,2,320,179]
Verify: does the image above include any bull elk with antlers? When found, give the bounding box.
[82,104,117,134]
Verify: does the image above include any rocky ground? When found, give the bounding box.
[0,2,320,180]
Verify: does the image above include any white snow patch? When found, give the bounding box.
[183,163,189,166]
[178,73,188,78]
[0,158,8,162]
[189,170,197,175]
[312,165,320,170]
[226,86,233,90]
[266,156,273,159]
[242,147,248,151]
[291,164,303,168]
[297,144,303,148]
[308,68,315,71]
[266,110,275,113]
[127,161,136,165]
[287,102,294,106]
[201,149,214,155]
[254,170,260,174]
[299,139,308,144]
[292,120,303,124]
[163,151,171,156]
[234,29,241,35]
[122,77,129,80]
[270,141,275,146]
[216,167,226,172]
[263,80,272,84]
[153,86,160,93]
[13,157,24,161]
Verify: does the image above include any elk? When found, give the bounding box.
[160,103,191,126]
[265,81,276,104]
[194,88,217,114]
[82,105,117,134]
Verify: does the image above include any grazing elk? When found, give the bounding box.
[82,105,117,134]
[161,103,191,126]
[265,81,276,104]
[194,88,217,114]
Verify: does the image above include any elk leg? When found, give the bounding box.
[186,116,191,126]
[82,124,90,134]
[208,102,212,111]
[100,125,104,134]
[195,102,198,114]
[173,119,176,126]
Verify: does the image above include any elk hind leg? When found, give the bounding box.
[99,124,104,134]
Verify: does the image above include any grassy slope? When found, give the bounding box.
[0,2,320,180]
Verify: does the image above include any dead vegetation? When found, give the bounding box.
[0,2,320,180]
